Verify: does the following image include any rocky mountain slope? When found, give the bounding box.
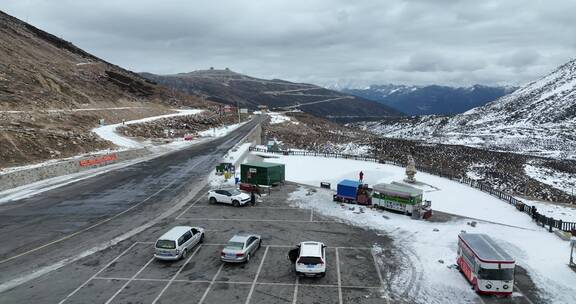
[356,59,576,160]
[342,84,516,115]
[0,11,210,167]
[140,69,401,122]
[265,112,575,203]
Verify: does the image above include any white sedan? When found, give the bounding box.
[208,188,251,207]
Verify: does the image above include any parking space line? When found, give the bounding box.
[245,246,270,304]
[175,193,206,219]
[188,244,371,250]
[58,242,139,304]
[309,209,314,222]
[198,263,224,304]
[291,277,299,304]
[190,206,301,210]
[91,277,382,289]
[335,248,343,304]
[177,217,335,223]
[370,248,390,304]
[104,257,155,304]
[336,246,372,250]
[151,245,203,304]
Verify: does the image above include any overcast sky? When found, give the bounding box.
[3,0,576,88]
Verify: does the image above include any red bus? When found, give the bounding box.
[457,233,515,296]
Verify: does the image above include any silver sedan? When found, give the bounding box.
[220,234,262,263]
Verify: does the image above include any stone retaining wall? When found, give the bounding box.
[0,148,150,192]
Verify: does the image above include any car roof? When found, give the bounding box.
[229,234,256,243]
[299,241,324,257]
[158,226,192,241]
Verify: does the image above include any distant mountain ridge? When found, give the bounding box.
[140,69,402,122]
[357,59,576,159]
[341,84,517,115]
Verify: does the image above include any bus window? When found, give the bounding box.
[478,268,514,280]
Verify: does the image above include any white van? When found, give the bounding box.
[154,226,205,261]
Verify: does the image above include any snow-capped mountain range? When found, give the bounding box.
[340,84,516,115]
[357,59,576,160]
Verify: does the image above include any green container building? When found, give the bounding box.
[240,162,285,186]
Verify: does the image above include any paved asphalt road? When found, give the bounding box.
[0,116,262,292]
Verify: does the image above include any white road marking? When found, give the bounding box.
[335,248,343,304]
[175,194,206,219]
[371,248,390,304]
[190,205,301,210]
[0,179,178,265]
[244,246,270,304]
[177,217,335,223]
[291,277,299,304]
[198,263,224,304]
[92,276,381,289]
[104,257,155,304]
[57,242,140,304]
[310,209,314,222]
[151,245,203,304]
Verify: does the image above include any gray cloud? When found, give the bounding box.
[2,0,575,88]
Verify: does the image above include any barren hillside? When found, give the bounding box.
[0,11,213,167]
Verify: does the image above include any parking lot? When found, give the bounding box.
[60,241,385,304]
[54,183,393,304]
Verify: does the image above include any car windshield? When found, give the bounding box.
[226,241,244,249]
[478,267,514,280]
[228,189,241,196]
[298,256,322,265]
[156,240,176,249]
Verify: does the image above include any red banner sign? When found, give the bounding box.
[79,153,118,167]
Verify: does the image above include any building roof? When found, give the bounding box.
[339,179,360,188]
[242,161,285,168]
[459,233,515,263]
[158,226,192,241]
[372,182,423,197]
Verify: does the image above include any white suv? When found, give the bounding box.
[293,241,326,277]
[208,188,250,207]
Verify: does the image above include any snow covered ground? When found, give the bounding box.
[268,111,298,125]
[252,152,576,304]
[524,163,576,196]
[208,142,252,188]
[92,109,204,149]
[520,198,576,223]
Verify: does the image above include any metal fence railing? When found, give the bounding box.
[249,146,576,233]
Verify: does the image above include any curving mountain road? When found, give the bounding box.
[0,116,263,292]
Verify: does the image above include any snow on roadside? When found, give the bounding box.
[524,163,576,196]
[198,121,246,137]
[288,187,576,304]
[92,109,203,149]
[268,112,296,124]
[520,197,576,223]
[208,142,252,188]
